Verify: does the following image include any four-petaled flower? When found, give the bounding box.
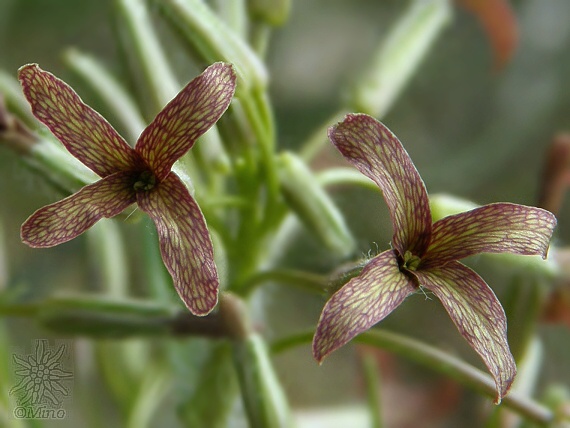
[313,113,557,402]
[19,63,236,316]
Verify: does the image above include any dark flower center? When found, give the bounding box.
[402,250,421,271]
[133,170,156,191]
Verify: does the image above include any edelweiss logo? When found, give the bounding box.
[10,339,73,419]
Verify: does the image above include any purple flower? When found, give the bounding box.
[313,113,556,402]
[19,63,236,316]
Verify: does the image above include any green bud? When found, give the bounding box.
[247,0,291,26]
[350,0,451,117]
[232,333,292,428]
[154,0,268,93]
[277,152,355,257]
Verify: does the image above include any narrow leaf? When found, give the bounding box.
[350,0,451,117]
[423,203,556,266]
[329,114,432,257]
[414,261,516,403]
[18,64,142,177]
[137,173,219,315]
[277,151,355,257]
[313,250,416,362]
[21,171,137,248]
[135,63,236,180]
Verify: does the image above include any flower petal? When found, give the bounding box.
[413,261,516,403]
[135,63,236,180]
[136,173,219,315]
[18,64,142,177]
[21,171,136,248]
[423,203,556,266]
[328,114,432,257]
[313,250,416,362]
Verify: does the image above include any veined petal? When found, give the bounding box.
[21,171,136,248]
[313,250,416,362]
[328,114,431,257]
[413,261,516,403]
[137,173,219,315]
[135,63,236,180]
[18,64,141,177]
[423,203,556,266]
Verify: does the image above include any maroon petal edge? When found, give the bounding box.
[136,173,219,315]
[328,114,432,257]
[313,250,416,362]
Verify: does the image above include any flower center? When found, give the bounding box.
[402,250,421,271]
[133,170,156,191]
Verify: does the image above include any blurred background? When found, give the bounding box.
[0,0,569,427]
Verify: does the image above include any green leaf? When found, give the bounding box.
[178,342,239,428]
[277,151,355,257]
[63,48,146,144]
[350,0,451,117]
[115,0,180,116]
[233,333,292,428]
[154,0,268,93]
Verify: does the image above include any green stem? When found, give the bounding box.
[270,330,313,354]
[356,330,554,426]
[362,353,383,428]
[241,269,327,295]
[271,329,555,426]
[239,91,280,224]
[317,167,378,192]
[212,0,248,38]
[249,21,272,58]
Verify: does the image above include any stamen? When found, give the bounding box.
[133,170,156,191]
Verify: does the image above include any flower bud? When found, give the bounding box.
[247,0,291,26]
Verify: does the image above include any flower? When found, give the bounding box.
[19,63,236,316]
[313,113,556,402]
